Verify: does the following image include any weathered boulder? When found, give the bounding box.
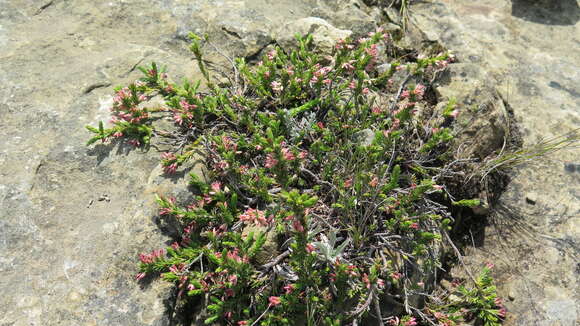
[275,17,352,55]
[434,63,512,160]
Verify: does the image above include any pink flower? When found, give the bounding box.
[135,272,146,280]
[404,317,417,326]
[372,106,383,115]
[450,109,460,118]
[113,131,123,138]
[362,87,370,94]
[413,84,426,98]
[306,243,315,253]
[433,311,446,319]
[238,321,248,325]
[214,160,229,171]
[369,176,379,187]
[344,178,353,188]
[377,278,385,289]
[341,61,355,71]
[283,284,295,294]
[292,219,305,233]
[171,242,180,250]
[486,262,495,269]
[281,147,295,161]
[362,273,371,289]
[271,81,283,92]
[435,60,449,70]
[268,296,282,306]
[239,165,249,174]
[161,152,177,161]
[210,181,221,194]
[323,78,332,85]
[264,154,278,168]
[401,90,410,98]
[239,208,269,226]
[391,272,402,280]
[348,81,356,89]
[498,307,507,318]
[267,49,277,60]
[365,44,379,57]
[164,163,178,174]
[410,222,419,229]
[180,100,197,111]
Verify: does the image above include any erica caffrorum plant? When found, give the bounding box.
[87,27,504,326]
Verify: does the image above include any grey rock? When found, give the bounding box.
[311,0,377,38]
[275,17,352,55]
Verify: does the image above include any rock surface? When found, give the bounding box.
[411,1,579,325]
[0,0,578,325]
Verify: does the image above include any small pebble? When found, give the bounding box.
[525,192,537,205]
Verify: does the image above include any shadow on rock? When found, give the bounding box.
[511,0,580,25]
[86,140,145,165]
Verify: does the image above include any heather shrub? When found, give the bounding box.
[87,29,507,326]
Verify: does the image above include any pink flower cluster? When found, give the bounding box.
[239,208,271,226]
[267,49,277,61]
[414,84,426,99]
[161,152,178,174]
[362,273,385,289]
[310,65,332,84]
[110,87,149,124]
[335,39,355,51]
[215,248,249,264]
[264,153,278,168]
[139,248,166,265]
[271,81,283,92]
